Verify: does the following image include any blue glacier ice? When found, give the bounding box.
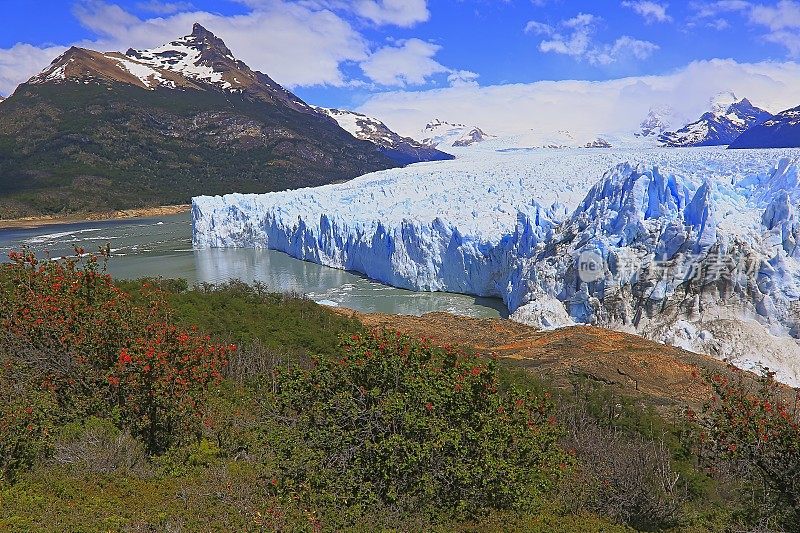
[193,147,800,385]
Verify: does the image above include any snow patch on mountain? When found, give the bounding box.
[126,25,233,89]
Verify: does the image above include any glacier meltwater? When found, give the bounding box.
[193,145,800,385]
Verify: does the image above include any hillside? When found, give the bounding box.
[729,105,800,148]
[338,310,733,411]
[315,107,454,165]
[0,24,395,218]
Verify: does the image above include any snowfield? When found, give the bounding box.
[193,144,800,385]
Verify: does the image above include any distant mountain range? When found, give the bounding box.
[729,106,800,149]
[421,119,494,148]
[636,105,683,139]
[0,24,397,218]
[659,94,772,147]
[315,108,453,165]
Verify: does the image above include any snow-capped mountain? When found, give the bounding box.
[1,24,395,217]
[636,105,680,138]
[31,23,314,114]
[584,138,612,148]
[421,119,494,148]
[729,105,800,149]
[452,127,492,147]
[315,108,454,165]
[659,95,772,147]
[194,147,800,385]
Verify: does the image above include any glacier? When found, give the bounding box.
[193,145,800,385]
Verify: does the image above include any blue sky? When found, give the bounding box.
[3,1,800,135]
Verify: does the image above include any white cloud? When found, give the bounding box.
[750,0,800,30]
[691,0,751,19]
[692,1,800,56]
[587,36,659,65]
[353,0,430,27]
[523,20,553,36]
[135,1,194,14]
[360,39,448,86]
[707,18,731,30]
[0,43,67,96]
[447,69,479,87]
[357,59,800,139]
[622,1,672,24]
[533,12,658,65]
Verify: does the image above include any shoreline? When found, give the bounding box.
[0,204,191,230]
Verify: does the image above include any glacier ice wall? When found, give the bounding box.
[193,147,800,384]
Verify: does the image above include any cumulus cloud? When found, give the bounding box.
[353,0,430,27]
[447,69,479,87]
[622,1,672,24]
[0,43,67,96]
[357,59,800,139]
[530,12,658,65]
[360,39,448,86]
[693,0,800,55]
[0,0,446,95]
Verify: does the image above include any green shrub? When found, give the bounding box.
[0,362,56,483]
[52,417,145,474]
[0,250,232,455]
[269,329,567,519]
[692,368,800,530]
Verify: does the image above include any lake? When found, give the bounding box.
[0,212,506,318]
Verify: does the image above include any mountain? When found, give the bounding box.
[659,95,772,147]
[636,105,680,138]
[584,138,612,148]
[421,119,494,148]
[315,108,453,165]
[452,127,492,147]
[728,105,800,149]
[0,24,395,218]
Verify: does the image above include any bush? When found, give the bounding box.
[693,368,800,530]
[0,249,233,454]
[0,359,56,483]
[558,400,684,530]
[268,329,567,519]
[52,417,146,474]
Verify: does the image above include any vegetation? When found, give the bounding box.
[1,250,798,531]
[0,82,393,218]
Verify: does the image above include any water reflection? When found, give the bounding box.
[0,213,506,319]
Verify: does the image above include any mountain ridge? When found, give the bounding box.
[0,24,396,218]
[315,107,454,165]
[659,95,772,147]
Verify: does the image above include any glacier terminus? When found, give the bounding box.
[193,143,800,385]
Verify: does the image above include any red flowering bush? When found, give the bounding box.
[693,368,800,529]
[0,249,232,454]
[269,329,566,518]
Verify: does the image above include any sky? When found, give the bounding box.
[4,0,800,137]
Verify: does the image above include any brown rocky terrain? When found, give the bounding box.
[334,309,749,411]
